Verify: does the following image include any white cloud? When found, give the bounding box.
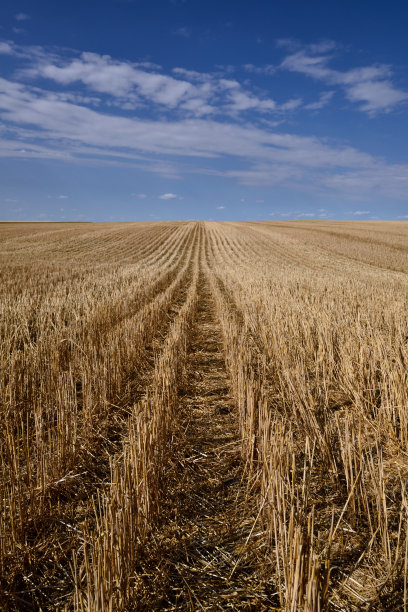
[2,78,349,164]
[280,98,302,111]
[1,76,402,197]
[133,193,147,198]
[15,13,30,21]
[159,193,179,200]
[350,210,371,215]
[223,81,299,114]
[7,40,407,121]
[280,45,408,114]
[256,199,264,203]
[23,51,210,110]
[172,67,212,82]
[0,44,408,201]
[321,165,408,200]
[21,49,300,118]
[216,205,225,209]
[226,88,276,112]
[0,42,15,55]
[57,194,68,199]
[345,80,407,113]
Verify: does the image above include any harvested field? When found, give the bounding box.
[1,220,408,610]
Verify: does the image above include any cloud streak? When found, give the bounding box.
[0,73,407,198]
[20,49,302,118]
[0,75,376,167]
[280,42,407,114]
[0,41,407,202]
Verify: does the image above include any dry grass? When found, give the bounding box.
[1,220,408,609]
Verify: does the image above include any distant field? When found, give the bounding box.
[1,220,408,610]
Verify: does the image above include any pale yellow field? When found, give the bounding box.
[1,221,408,610]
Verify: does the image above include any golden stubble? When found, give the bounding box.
[1,220,408,610]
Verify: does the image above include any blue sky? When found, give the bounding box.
[0,0,408,221]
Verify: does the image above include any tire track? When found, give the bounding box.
[136,224,274,610]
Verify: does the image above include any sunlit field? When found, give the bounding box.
[2,221,408,610]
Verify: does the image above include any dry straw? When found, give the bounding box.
[1,220,408,609]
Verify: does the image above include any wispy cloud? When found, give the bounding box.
[280,41,407,114]
[0,77,395,159]
[322,166,408,200]
[280,98,302,111]
[15,13,30,21]
[21,51,214,113]
[216,205,225,209]
[1,72,406,197]
[224,85,276,113]
[0,42,407,202]
[0,42,15,55]
[350,210,371,215]
[345,80,406,114]
[242,63,275,76]
[305,91,334,110]
[20,48,299,118]
[172,67,211,81]
[57,194,68,199]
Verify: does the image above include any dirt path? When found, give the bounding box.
[137,271,274,610]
